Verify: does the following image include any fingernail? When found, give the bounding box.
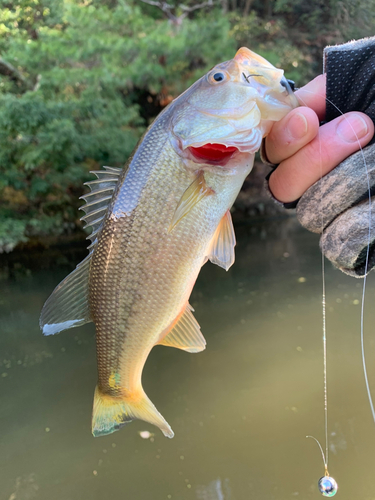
[337,114,368,143]
[286,112,308,140]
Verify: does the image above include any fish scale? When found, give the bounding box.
[40,47,297,438]
[92,139,221,393]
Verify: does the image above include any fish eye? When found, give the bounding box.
[208,70,229,85]
[212,72,225,82]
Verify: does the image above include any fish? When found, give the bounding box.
[40,47,298,439]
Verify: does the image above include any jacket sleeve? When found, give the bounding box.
[295,36,375,277]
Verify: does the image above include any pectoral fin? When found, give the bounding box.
[207,210,236,271]
[168,172,213,232]
[158,304,206,353]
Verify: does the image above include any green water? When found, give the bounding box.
[1,218,375,500]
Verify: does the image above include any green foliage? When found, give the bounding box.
[0,0,236,251]
[0,218,28,253]
[229,12,309,83]
[0,0,374,251]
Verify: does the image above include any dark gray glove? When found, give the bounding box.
[296,37,375,277]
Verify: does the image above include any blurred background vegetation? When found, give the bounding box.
[1,0,374,253]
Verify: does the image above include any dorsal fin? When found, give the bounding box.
[79,166,122,247]
[39,166,122,336]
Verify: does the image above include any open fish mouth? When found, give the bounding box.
[174,101,264,164]
[172,46,298,169]
[188,143,240,165]
[185,123,263,166]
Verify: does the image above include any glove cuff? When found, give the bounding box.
[320,196,375,277]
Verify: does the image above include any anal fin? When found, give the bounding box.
[207,210,236,271]
[158,304,206,353]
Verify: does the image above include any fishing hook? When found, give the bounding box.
[242,72,261,83]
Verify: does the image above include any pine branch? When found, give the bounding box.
[139,0,215,24]
[0,58,32,90]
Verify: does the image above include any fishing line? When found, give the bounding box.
[323,105,374,422]
[296,90,373,496]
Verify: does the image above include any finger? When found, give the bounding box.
[265,107,319,164]
[268,111,374,203]
[295,74,327,120]
[265,75,326,164]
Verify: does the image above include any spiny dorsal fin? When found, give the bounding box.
[40,255,92,335]
[168,172,214,232]
[80,166,122,244]
[207,210,236,271]
[158,304,206,353]
[40,166,122,336]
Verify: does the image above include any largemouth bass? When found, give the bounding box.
[40,48,298,438]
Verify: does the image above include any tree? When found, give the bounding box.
[0,0,235,251]
[1,0,374,252]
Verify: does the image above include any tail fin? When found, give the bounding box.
[92,386,174,438]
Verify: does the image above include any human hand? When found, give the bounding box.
[264,74,375,277]
[265,74,374,204]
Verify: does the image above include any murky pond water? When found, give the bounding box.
[1,218,375,500]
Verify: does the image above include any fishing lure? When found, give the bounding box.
[318,475,338,497]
